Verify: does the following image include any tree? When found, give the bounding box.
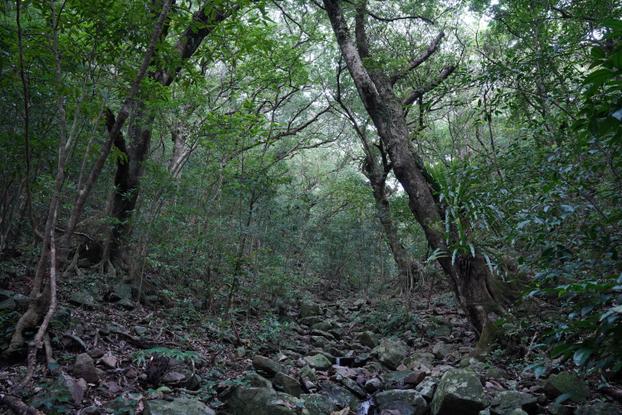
[322,0,508,334]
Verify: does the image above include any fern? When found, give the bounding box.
[133,347,202,365]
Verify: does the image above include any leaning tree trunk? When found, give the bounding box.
[323,0,508,334]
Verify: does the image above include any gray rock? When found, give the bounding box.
[304,353,332,370]
[73,353,99,383]
[145,398,215,415]
[225,386,299,415]
[273,372,303,397]
[312,321,333,332]
[491,390,537,415]
[252,355,282,378]
[365,377,382,393]
[244,371,273,388]
[430,368,486,415]
[375,389,428,415]
[416,377,437,400]
[302,393,337,415]
[69,291,95,308]
[320,381,360,409]
[134,325,148,336]
[110,282,133,301]
[432,341,452,359]
[372,338,409,370]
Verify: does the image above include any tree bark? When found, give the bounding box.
[323,0,507,334]
[106,1,241,265]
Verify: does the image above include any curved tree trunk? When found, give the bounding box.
[323,0,508,334]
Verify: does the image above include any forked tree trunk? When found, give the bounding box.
[323,0,508,334]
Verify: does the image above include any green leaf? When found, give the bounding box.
[573,347,593,366]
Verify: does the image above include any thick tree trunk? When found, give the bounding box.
[323,0,507,334]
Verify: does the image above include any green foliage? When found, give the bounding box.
[358,298,418,335]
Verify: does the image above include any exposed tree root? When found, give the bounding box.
[0,394,44,415]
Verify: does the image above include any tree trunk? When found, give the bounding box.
[323,0,507,334]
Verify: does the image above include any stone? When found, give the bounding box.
[244,372,273,388]
[162,371,186,384]
[302,393,337,415]
[430,368,487,415]
[432,341,452,359]
[134,325,148,336]
[312,321,333,331]
[110,282,133,301]
[575,401,622,415]
[372,338,409,370]
[385,370,426,389]
[300,301,322,318]
[543,372,589,402]
[145,398,215,415]
[273,372,303,397]
[416,378,437,400]
[117,297,135,310]
[320,381,359,409]
[252,355,282,378]
[304,354,332,370]
[99,353,117,369]
[357,331,379,348]
[490,390,538,415]
[375,389,428,415]
[69,291,95,308]
[73,353,99,383]
[339,376,365,398]
[225,386,299,415]
[365,377,382,393]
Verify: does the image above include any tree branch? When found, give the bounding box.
[391,31,445,85]
[402,64,456,106]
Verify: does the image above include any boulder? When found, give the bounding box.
[69,291,95,308]
[430,368,486,415]
[302,393,337,415]
[416,377,437,400]
[145,398,215,415]
[226,386,299,415]
[73,353,99,383]
[252,355,282,378]
[372,338,409,370]
[320,381,360,409]
[273,372,303,397]
[432,341,452,359]
[543,372,589,402]
[375,389,428,415]
[490,390,538,415]
[304,354,332,370]
[357,331,379,348]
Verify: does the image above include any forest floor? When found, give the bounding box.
[0,270,621,415]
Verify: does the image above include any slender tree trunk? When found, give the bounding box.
[323,0,508,334]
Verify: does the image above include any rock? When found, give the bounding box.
[60,373,88,404]
[575,401,622,415]
[375,389,428,415]
[226,386,299,415]
[162,371,186,384]
[145,398,215,415]
[300,301,322,318]
[244,372,273,388]
[110,282,133,302]
[432,341,452,359]
[490,390,537,415]
[117,297,135,310]
[320,381,359,409]
[252,355,282,378]
[69,291,95,308]
[302,393,337,415]
[365,377,382,393]
[546,402,573,415]
[273,372,303,397]
[99,353,117,369]
[304,354,332,370]
[312,321,334,331]
[430,368,486,415]
[385,370,425,389]
[416,378,437,400]
[357,331,379,348]
[372,338,409,370]
[73,353,99,383]
[134,325,148,336]
[407,352,436,369]
[339,376,365,398]
[543,372,589,402]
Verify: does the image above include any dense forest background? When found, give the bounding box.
[0,0,621,414]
